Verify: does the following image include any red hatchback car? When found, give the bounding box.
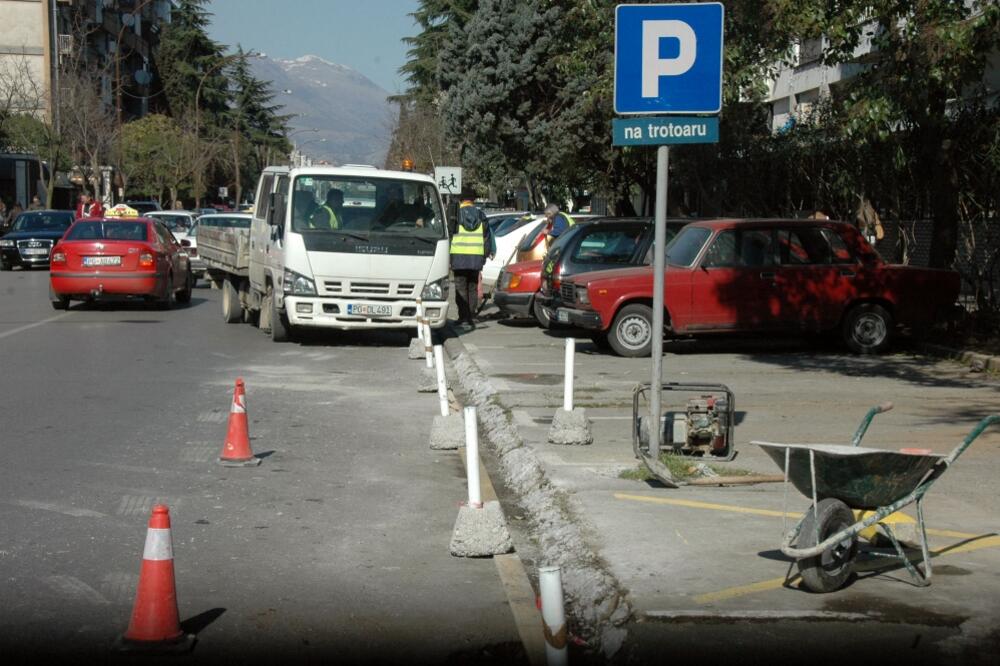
[557,218,960,356]
[49,218,194,309]
[493,259,545,322]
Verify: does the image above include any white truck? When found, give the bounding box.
[201,165,451,341]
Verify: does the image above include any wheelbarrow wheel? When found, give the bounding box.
[797,498,858,593]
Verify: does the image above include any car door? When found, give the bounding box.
[772,225,859,329]
[153,222,184,289]
[689,227,779,331]
[266,175,290,285]
[250,173,275,291]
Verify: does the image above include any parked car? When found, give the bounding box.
[512,213,602,265]
[481,213,546,291]
[535,217,690,327]
[493,259,545,322]
[123,200,162,215]
[557,218,960,356]
[49,217,193,309]
[147,211,204,279]
[0,210,75,270]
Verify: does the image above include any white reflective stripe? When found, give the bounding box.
[142,528,173,561]
[231,394,245,414]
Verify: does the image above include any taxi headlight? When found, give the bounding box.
[283,268,316,295]
[421,278,448,301]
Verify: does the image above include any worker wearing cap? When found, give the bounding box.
[449,195,494,328]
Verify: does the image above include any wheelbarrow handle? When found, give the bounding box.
[851,402,894,447]
[941,414,1000,468]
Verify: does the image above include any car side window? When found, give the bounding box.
[777,227,839,265]
[154,223,174,247]
[821,228,854,263]
[701,229,773,268]
[256,174,275,222]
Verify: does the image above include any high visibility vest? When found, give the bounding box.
[310,205,340,229]
[560,212,576,227]
[450,217,485,256]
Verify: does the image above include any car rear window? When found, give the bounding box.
[665,227,711,267]
[516,221,547,252]
[65,221,148,241]
[571,228,644,265]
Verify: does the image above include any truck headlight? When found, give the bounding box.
[283,268,316,295]
[576,285,590,305]
[0,240,14,248]
[421,278,448,301]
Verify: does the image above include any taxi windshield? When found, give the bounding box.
[291,176,445,239]
[65,221,148,242]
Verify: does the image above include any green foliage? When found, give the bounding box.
[155,0,228,126]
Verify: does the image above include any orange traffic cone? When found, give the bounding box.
[218,378,261,467]
[116,505,194,653]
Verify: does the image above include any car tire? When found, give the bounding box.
[176,270,193,304]
[796,498,858,593]
[842,303,892,354]
[609,303,655,357]
[532,297,552,328]
[49,286,69,310]
[157,273,176,310]
[222,279,242,323]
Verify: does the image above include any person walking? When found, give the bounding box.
[542,203,575,246]
[449,194,494,328]
[74,194,89,220]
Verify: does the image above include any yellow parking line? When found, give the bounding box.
[694,576,791,604]
[613,493,983,539]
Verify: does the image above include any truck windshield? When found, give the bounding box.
[291,176,445,239]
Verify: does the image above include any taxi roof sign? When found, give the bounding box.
[105,204,140,218]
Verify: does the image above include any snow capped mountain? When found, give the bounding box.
[251,55,395,167]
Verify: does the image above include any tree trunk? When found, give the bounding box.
[927,135,959,269]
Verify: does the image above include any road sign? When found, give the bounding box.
[612,116,719,146]
[614,2,724,115]
[434,167,462,195]
[218,186,228,198]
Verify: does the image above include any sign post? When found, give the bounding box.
[614,3,723,478]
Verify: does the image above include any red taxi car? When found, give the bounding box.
[49,217,194,309]
[557,219,960,356]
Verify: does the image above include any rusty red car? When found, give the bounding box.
[493,259,545,323]
[556,218,960,356]
[49,218,194,310]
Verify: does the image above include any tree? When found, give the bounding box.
[155,0,227,123]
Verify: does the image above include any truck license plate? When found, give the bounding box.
[347,303,392,317]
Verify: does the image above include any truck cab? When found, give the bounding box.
[238,165,450,341]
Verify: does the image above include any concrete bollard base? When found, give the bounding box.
[408,337,426,360]
[429,413,465,449]
[548,407,594,445]
[449,501,514,557]
[417,366,438,393]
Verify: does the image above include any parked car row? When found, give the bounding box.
[493,217,961,356]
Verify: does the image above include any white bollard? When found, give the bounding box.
[415,300,424,342]
[539,566,568,666]
[424,321,434,368]
[434,344,448,417]
[464,406,482,509]
[563,338,575,412]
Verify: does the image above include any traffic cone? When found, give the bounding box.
[116,505,194,653]
[218,378,261,467]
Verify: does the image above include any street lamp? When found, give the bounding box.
[293,138,326,167]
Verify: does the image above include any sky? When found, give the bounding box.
[205,0,420,93]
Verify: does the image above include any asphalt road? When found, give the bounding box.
[0,269,521,664]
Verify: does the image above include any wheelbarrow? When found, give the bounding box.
[754,405,999,593]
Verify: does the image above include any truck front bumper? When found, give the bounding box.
[283,296,448,330]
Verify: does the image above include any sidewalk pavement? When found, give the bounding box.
[441,308,1000,663]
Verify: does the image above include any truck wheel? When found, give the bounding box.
[796,498,858,593]
[270,292,292,342]
[842,303,892,354]
[222,279,242,323]
[609,304,654,357]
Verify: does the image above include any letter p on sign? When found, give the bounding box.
[642,20,697,98]
[614,3,724,115]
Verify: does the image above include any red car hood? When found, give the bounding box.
[569,264,651,286]
[505,259,543,276]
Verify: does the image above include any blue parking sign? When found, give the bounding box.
[614,3,724,115]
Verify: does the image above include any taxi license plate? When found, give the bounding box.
[557,309,570,323]
[21,248,49,256]
[83,256,122,266]
[347,303,392,317]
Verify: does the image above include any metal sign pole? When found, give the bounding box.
[649,145,669,459]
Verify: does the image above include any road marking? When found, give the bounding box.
[42,575,110,605]
[117,495,176,517]
[613,493,983,539]
[694,576,791,604]
[11,500,106,518]
[0,312,71,340]
[180,441,218,463]
[645,610,877,622]
[464,343,479,352]
[197,410,227,423]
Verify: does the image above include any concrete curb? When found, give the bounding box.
[443,336,631,659]
[918,342,1000,374]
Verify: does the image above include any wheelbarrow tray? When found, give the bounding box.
[756,442,944,510]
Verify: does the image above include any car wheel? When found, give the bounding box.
[222,279,242,323]
[176,270,193,304]
[609,303,654,357]
[842,303,892,354]
[156,273,176,310]
[49,286,69,310]
[532,297,552,328]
